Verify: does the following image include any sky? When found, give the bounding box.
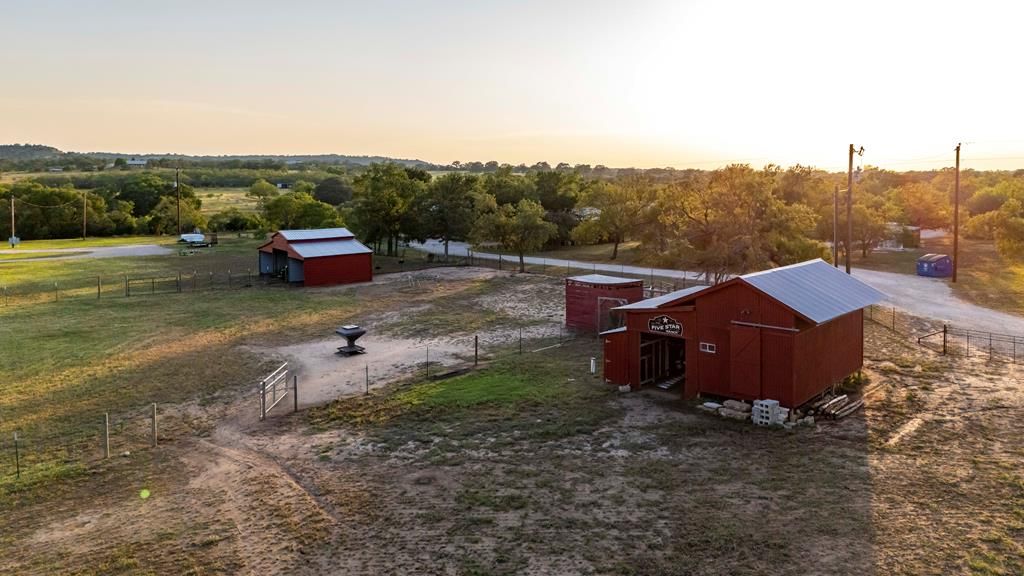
[3,0,1024,170]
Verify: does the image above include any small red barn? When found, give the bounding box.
[602,259,885,408]
[565,274,644,333]
[258,228,373,286]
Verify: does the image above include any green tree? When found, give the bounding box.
[473,198,557,272]
[146,197,206,235]
[571,176,654,259]
[994,198,1024,260]
[263,192,342,230]
[350,163,425,255]
[247,179,279,203]
[313,176,354,205]
[411,172,480,259]
[292,180,315,196]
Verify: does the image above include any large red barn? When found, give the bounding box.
[602,259,885,408]
[258,228,373,286]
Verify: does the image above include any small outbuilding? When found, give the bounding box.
[565,274,644,333]
[916,253,953,278]
[258,228,372,286]
[602,259,885,408]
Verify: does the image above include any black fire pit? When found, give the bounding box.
[335,324,367,356]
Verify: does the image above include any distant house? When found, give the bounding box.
[126,158,148,168]
[276,182,290,189]
[46,167,64,173]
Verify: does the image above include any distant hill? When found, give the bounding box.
[0,144,440,169]
[0,144,64,160]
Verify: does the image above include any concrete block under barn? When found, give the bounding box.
[565,274,644,333]
[258,228,373,286]
[601,259,885,408]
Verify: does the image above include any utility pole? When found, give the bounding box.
[175,166,182,236]
[846,144,865,274]
[833,184,839,267]
[9,196,14,246]
[953,142,961,283]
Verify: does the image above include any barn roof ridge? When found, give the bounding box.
[613,259,885,324]
[277,228,355,241]
[567,274,643,286]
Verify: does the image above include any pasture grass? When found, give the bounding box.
[197,187,260,214]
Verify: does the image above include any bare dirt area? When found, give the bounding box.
[3,269,1023,575]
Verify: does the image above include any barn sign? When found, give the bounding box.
[648,314,682,335]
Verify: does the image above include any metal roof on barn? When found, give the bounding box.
[740,259,885,324]
[614,285,709,310]
[567,274,643,286]
[291,238,372,259]
[278,228,355,241]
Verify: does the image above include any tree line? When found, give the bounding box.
[4,161,1024,278]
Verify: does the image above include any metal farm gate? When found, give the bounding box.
[259,362,298,420]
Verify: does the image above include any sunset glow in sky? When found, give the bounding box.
[4,0,1024,170]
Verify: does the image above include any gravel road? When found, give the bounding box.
[413,240,1024,334]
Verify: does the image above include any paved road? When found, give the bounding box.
[0,244,172,261]
[413,240,1024,334]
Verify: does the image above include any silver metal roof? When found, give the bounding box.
[614,285,709,310]
[291,239,372,259]
[740,259,886,324]
[278,228,354,241]
[567,274,643,286]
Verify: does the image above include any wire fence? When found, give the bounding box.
[0,403,162,489]
[2,320,593,489]
[1,248,699,309]
[865,303,1024,364]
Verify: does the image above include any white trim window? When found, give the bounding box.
[699,342,717,354]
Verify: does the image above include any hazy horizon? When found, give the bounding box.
[5,0,1024,171]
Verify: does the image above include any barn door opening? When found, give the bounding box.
[639,334,686,390]
[729,325,761,399]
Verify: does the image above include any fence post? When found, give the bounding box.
[97,276,101,299]
[425,346,430,378]
[151,403,158,447]
[103,413,110,459]
[228,269,232,289]
[891,307,896,332]
[966,333,971,357]
[13,432,19,479]
[125,274,129,297]
[209,271,213,289]
[54,281,58,302]
[365,364,369,395]
[474,335,479,366]
[151,277,155,294]
[498,255,502,271]
[177,272,182,293]
[942,325,948,355]
[519,327,523,354]
[989,333,993,361]
[259,381,266,421]
[193,270,197,291]
[542,258,546,273]
[293,374,298,412]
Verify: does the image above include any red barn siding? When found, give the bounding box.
[761,332,795,406]
[602,330,630,385]
[303,253,373,286]
[791,309,863,406]
[565,280,643,332]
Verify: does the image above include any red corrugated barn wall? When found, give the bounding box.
[604,278,868,408]
[565,279,644,332]
[791,309,863,407]
[303,253,374,286]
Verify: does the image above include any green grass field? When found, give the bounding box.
[197,187,260,215]
[0,251,72,261]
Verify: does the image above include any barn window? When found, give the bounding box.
[700,342,717,354]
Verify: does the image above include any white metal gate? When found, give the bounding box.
[259,362,295,420]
